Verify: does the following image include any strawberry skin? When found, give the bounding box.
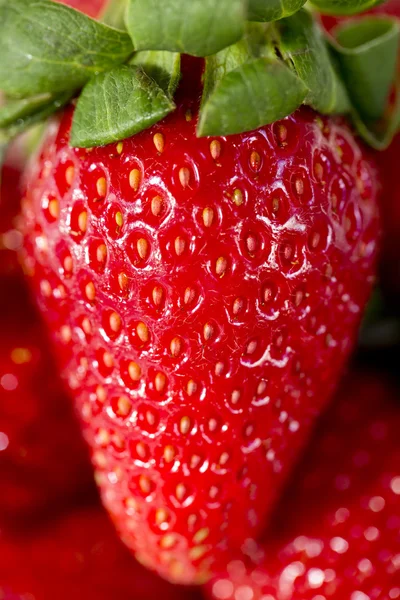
[21,58,380,583]
[0,504,199,600]
[0,150,94,527]
[208,371,400,600]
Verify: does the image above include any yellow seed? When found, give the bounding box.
[96,244,107,264]
[215,256,227,277]
[257,381,267,395]
[103,352,114,368]
[117,396,132,417]
[137,322,149,343]
[96,177,107,198]
[179,416,191,435]
[65,165,75,185]
[155,372,166,392]
[163,445,176,463]
[315,162,324,182]
[187,514,197,529]
[169,561,185,579]
[310,232,320,249]
[109,311,121,333]
[160,534,176,549]
[203,322,214,341]
[184,287,195,304]
[96,385,106,403]
[202,207,214,228]
[153,132,165,153]
[185,109,192,122]
[137,237,149,260]
[295,177,304,195]
[277,123,288,145]
[96,428,110,446]
[208,418,218,432]
[189,546,208,560]
[232,298,243,315]
[170,337,182,357]
[215,362,224,376]
[247,340,258,355]
[186,379,197,396]
[135,441,147,459]
[11,348,32,365]
[139,475,151,494]
[40,280,52,297]
[78,211,87,233]
[190,455,201,469]
[115,211,123,228]
[152,285,164,306]
[60,325,72,343]
[48,198,59,219]
[250,151,261,171]
[219,452,229,466]
[179,167,190,188]
[129,168,141,191]
[174,236,186,256]
[231,390,241,404]
[146,410,156,426]
[85,282,95,301]
[246,234,257,255]
[232,188,243,206]
[272,197,280,213]
[116,142,124,154]
[64,256,73,273]
[128,361,141,381]
[209,486,219,499]
[151,195,163,217]
[82,317,92,335]
[155,508,169,526]
[118,272,129,293]
[176,483,187,501]
[210,140,221,160]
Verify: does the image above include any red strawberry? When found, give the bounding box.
[0,274,95,527]
[208,371,400,600]
[20,57,379,583]
[0,503,199,600]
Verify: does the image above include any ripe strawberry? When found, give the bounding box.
[20,56,380,583]
[208,371,400,600]
[0,274,95,527]
[0,504,199,600]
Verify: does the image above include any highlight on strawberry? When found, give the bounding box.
[0,0,399,589]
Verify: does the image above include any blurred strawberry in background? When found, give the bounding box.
[0,503,200,600]
[207,370,400,600]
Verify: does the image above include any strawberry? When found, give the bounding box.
[208,370,400,600]
[20,54,380,583]
[0,503,199,600]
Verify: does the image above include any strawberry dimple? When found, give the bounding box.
[21,61,379,583]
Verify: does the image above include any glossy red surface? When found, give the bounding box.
[0,504,199,600]
[208,372,400,600]
[21,58,380,583]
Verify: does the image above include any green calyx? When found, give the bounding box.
[0,0,399,158]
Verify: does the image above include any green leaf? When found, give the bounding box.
[248,0,307,22]
[0,0,133,98]
[310,0,385,16]
[0,93,54,128]
[125,0,246,57]
[197,57,307,137]
[130,51,181,97]
[277,9,350,114]
[70,65,175,148]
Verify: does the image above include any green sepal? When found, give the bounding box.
[248,0,307,22]
[198,36,307,137]
[277,9,351,114]
[130,51,181,97]
[70,65,175,148]
[100,0,128,30]
[0,94,55,128]
[310,0,385,16]
[330,16,400,148]
[0,90,72,180]
[0,0,133,98]
[125,0,246,57]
